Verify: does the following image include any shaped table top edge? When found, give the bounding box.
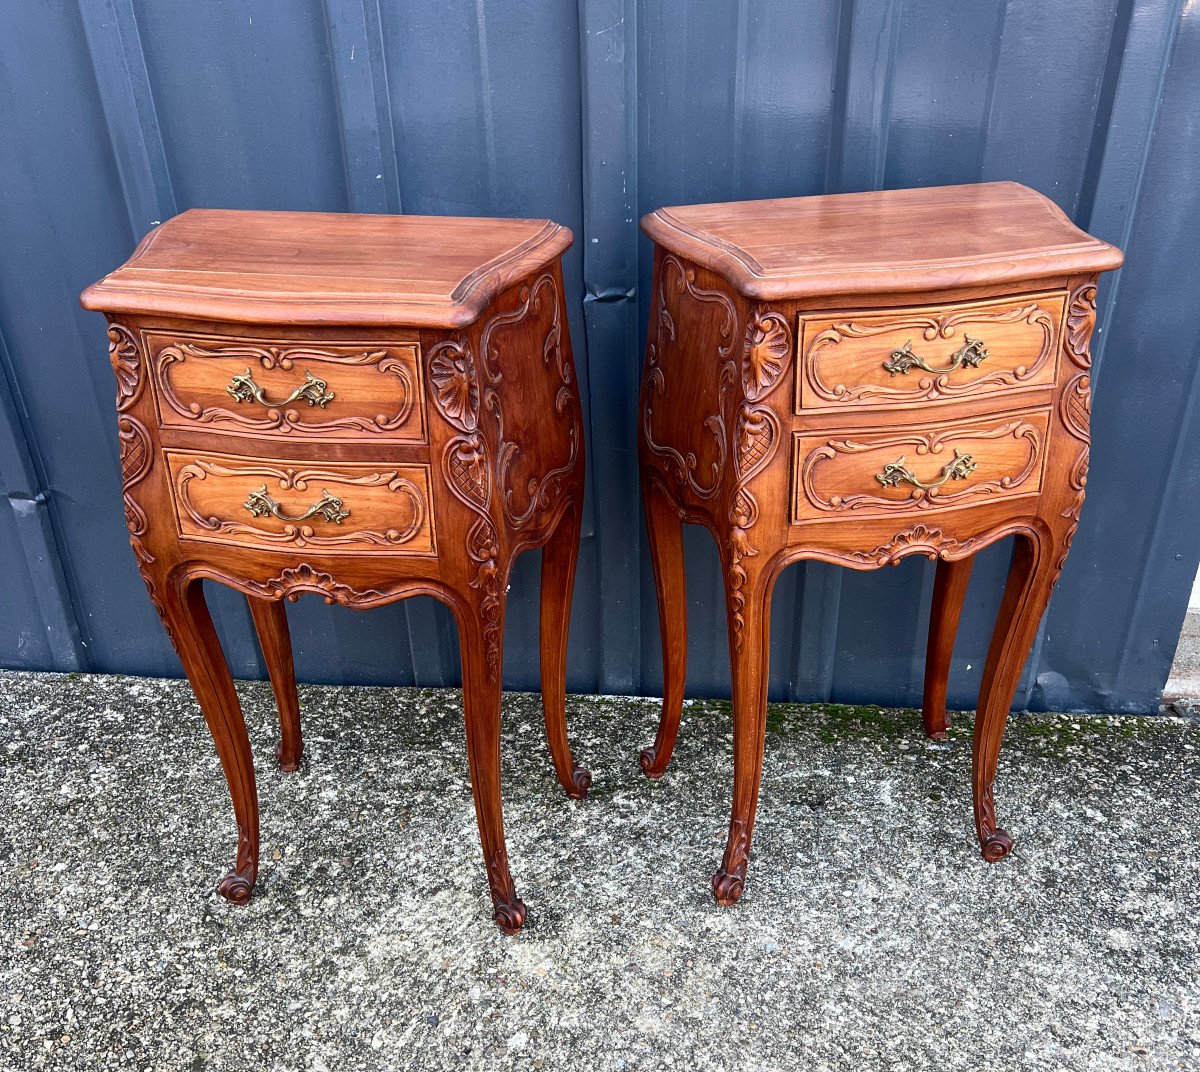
[81,210,574,330]
[640,182,1123,302]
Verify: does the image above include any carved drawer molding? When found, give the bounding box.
[149,330,426,441]
[796,291,1065,411]
[167,450,436,554]
[792,410,1049,521]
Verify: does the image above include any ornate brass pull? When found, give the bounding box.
[882,336,989,376]
[243,486,350,524]
[876,450,977,490]
[227,368,334,408]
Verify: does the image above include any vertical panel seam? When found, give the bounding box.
[368,0,404,213]
[77,0,177,235]
[1112,325,1200,690]
[1088,0,1186,373]
[0,323,86,670]
[473,0,499,206]
[872,0,903,190]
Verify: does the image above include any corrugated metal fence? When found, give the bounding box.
[1,0,1198,713]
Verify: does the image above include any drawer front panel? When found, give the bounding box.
[149,331,425,441]
[792,410,1050,521]
[167,450,436,554]
[797,292,1065,411]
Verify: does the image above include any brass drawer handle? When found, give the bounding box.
[876,450,977,490]
[227,368,334,408]
[883,336,989,376]
[243,486,350,524]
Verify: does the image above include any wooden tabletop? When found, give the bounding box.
[641,182,1123,300]
[82,210,573,328]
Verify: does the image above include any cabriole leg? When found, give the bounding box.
[713,565,774,906]
[458,594,525,934]
[161,576,260,904]
[247,596,303,771]
[922,556,974,740]
[973,533,1059,862]
[640,473,688,778]
[539,503,591,798]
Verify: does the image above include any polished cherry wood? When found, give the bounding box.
[641,181,1121,301]
[83,210,587,933]
[638,182,1122,904]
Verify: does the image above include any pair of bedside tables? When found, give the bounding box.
[83,183,1121,931]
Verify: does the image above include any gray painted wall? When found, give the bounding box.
[1,0,1197,713]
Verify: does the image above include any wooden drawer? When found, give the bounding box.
[796,292,1065,411]
[791,409,1050,521]
[149,330,426,441]
[166,449,436,555]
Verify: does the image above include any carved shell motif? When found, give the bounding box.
[429,339,481,432]
[743,312,790,401]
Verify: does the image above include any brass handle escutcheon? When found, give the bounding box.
[243,486,350,524]
[227,368,334,408]
[882,336,989,376]
[875,450,977,491]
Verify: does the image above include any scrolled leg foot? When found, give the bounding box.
[217,869,255,905]
[976,780,1016,862]
[493,896,528,935]
[712,818,752,907]
[712,864,747,907]
[487,860,527,935]
[639,745,667,780]
[567,763,592,799]
[980,826,1015,863]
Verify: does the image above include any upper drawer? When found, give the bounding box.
[148,329,426,441]
[796,292,1066,412]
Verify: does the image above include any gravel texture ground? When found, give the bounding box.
[1,668,1198,1071]
[1165,609,1200,707]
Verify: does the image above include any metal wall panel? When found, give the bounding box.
[0,0,1196,713]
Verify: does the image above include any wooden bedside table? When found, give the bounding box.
[82,210,589,933]
[637,183,1122,904]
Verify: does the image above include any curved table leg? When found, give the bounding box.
[973,532,1059,862]
[247,596,303,771]
[713,563,774,906]
[161,575,260,904]
[457,592,525,934]
[539,503,591,798]
[922,556,974,740]
[640,473,688,778]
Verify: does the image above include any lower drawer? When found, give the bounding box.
[167,450,436,554]
[791,409,1049,521]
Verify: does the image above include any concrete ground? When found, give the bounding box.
[1,670,1198,1071]
[1165,609,1200,708]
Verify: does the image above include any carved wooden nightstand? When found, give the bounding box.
[637,182,1122,904]
[82,210,588,933]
